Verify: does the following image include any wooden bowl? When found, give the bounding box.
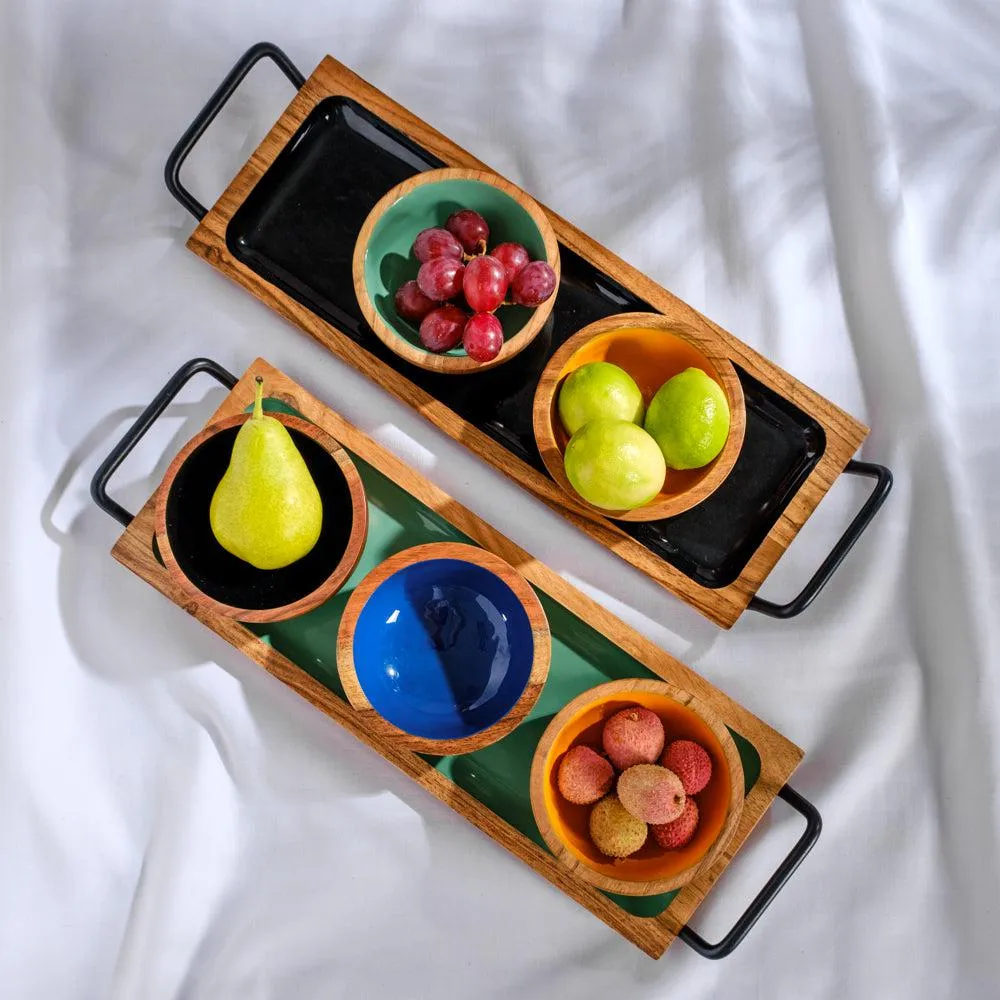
[352,168,560,374]
[532,313,746,521]
[336,542,551,755]
[155,412,368,623]
[529,678,744,896]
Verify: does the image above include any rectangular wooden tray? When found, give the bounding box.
[91,357,820,959]
[164,43,891,629]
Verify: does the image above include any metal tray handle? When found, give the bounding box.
[678,784,821,958]
[90,358,238,527]
[749,460,893,619]
[165,42,305,222]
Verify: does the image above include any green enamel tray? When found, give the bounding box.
[91,357,819,960]
[251,435,761,919]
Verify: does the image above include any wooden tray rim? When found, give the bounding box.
[185,54,869,629]
[110,358,803,959]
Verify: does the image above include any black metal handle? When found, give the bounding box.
[164,42,305,221]
[678,784,821,959]
[90,358,239,527]
[749,459,892,619]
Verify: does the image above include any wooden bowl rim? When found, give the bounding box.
[351,167,561,375]
[528,677,745,896]
[154,411,368,623]
[531,312,747,522]
[336,541,551,755]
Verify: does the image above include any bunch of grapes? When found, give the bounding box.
[393,208,557,364]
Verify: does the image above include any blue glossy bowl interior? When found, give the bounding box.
[352,558,536,740]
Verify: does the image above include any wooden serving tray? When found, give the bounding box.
[91,357,820,960]
[165,43,891,629]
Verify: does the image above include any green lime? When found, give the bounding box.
[563,419,666,511]
[644,368,730,470]
[557,362,644,436]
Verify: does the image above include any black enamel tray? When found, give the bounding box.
[166,43,891,623]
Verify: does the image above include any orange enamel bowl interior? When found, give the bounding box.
[536,320,746,521]
[538,689,738,887]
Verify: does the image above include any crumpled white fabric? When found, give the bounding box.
[2,1,998,997]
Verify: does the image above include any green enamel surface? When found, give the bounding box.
[362,178,546,355]
[244,398,762,919]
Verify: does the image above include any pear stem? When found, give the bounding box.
[253,376,264,420]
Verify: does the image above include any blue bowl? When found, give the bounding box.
[338,544,550,752]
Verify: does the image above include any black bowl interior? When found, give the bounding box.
[164,425,357,610]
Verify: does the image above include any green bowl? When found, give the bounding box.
[353,168,560,373]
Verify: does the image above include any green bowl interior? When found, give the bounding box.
[363,178,550,357]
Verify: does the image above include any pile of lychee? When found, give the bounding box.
[557,705,714,859]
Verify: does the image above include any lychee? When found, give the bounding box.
[601,706,665,770]
[589,795,648,858]
[557,745,615,805]
[651,797,700,849]
[661,739,713,795]
[617,764,686,824]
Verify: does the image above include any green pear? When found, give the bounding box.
[210,378,323,569]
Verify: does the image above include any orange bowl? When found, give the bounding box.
[531,313,746,521]
[529,679,744,895]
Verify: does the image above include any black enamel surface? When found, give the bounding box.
[226,97,824,588]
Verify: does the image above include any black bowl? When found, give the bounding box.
[155,413,367,621]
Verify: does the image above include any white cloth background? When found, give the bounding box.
[3,1,999,997]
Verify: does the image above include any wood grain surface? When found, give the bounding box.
[351,167,560,373]
[110,358,804,958]
[529,678,745,896]
[531,312,747,522]
[335,541,552,755]
[185,53,870,628]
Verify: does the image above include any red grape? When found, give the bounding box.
[491,242,530,283]
[462,255,508,312]
[412,227,462,263]
[394,280,436,323]
[420,304,467,352]
[511,260,557,307]
[417,257,465,300]
[463,312,504,363]
[446,209,490,254]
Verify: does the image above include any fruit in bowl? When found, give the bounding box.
[209,377,323,570]
[558,361,645,435]
[602,704,665,769]
[530,678,744,895]
[553,702,717,860]
[356,168,561,374]
[589,796,647,858]
[396,208,558,364]
[532,315,746,522]
[563,420,667,516]
[644,368,731,472]
[556,360,731,513]
[557,746,615,805]
[617,764,686,824]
